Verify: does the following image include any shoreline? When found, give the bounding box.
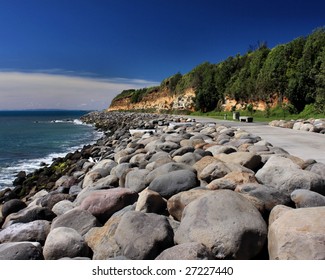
[0,110,100,190]
[1,111,325,260]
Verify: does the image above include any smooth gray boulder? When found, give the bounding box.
[305,162,325,178]
[0,242,43,260]
[52,200,75,216]
[115,211,174,259]
[148,169,199,198]
[235,183,291,213]
[256,156,325,196]
[125,169,150,193]
[0,220,51,244]
[174,190,267,259]
[290,189,325,208]
[43,227,90,260]
[40,192,73,210]
[2,206,56,228]
[145,162,195,185]
[51,208,100,236]
[1,199,27,218]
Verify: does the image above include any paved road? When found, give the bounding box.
[189,116,325,164]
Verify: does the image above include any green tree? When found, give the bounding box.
[287,28,325,111]
[314,48,325,114]
[161,72,182,93]
[257,45,288,103]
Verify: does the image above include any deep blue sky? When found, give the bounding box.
[0,0,324,109]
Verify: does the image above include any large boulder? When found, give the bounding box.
[43,227,90,260]
[85,215,123,260]
[305,162,325,178]
[125,169,150,193]
[235,183,291,213]
[78,188,138,223]
[0,220,51,244]
[115,211,174,259]
[214,152,262,171]
[174,190,267,259]
[290,189,325,208]
[51,208,100,236]
[167,189,211,221]
[198,161,232,182]
[193,156,218,175]
[135,189,167,214]
[40,192,73,210]
[256,156,325,196]
[268,206,325,260]
[145,162,195,185]
[2,206,56,228]
[0,242,43,260]
[1,199,27,218]
[155,242,213,260]
[148,169,199,198]
[51,200,75,216]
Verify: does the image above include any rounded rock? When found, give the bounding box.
[43,227,90,260]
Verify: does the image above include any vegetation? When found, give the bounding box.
[112,27,325,116]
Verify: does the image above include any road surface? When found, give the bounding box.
[188,116,325,164]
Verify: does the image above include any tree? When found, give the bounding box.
[161,72,182,93]
[287,28,325,111]
[257,45,288,104]
[314,48,325,114]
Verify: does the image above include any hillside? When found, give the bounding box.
[109,28,325,114]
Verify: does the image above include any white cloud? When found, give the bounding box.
[0,71,158,110]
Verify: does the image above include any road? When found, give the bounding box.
[189,116,325,164]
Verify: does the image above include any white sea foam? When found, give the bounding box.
[0,129,103,190]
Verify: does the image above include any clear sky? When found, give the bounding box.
[0,0,324,110]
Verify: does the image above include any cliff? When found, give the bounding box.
[108,87,285,113]
[108,88,196,112]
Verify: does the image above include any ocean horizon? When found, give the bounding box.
[0,110,102,190]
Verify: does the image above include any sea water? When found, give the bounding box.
[0,110,102,189]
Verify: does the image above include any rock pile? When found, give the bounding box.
[269,118,325,133]
[1,111,324,260]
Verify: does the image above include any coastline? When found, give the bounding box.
[0,110,101,189]
[0,111,325,260]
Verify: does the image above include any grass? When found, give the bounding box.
[189,105,325,123]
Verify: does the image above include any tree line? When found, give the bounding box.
[113,28,325,114]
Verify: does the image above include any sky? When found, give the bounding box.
[0,0,324,110]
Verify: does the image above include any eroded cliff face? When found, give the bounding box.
[108,88,196,112]
[109,89,286,112]
[223,94,289,111]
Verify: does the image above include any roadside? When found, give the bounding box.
[188,115,325,164]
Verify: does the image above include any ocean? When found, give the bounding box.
[0,110,102,190]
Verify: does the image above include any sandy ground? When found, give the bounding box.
[187,115,325,164]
